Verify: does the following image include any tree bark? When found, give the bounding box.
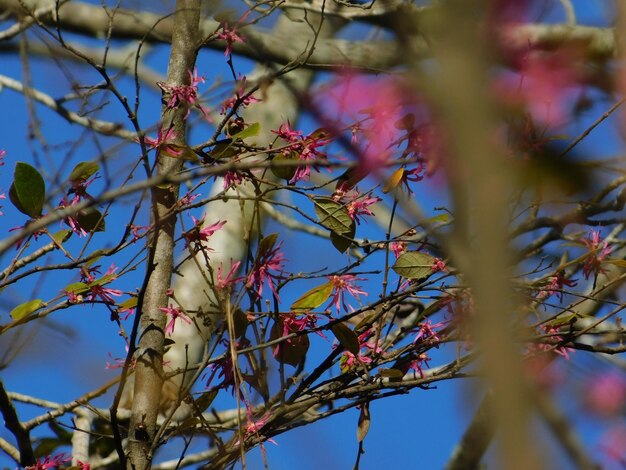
[127,1,201,469]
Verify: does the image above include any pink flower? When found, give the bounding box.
[216,22,245,57]
[321,74,405,180]
[598,425,626,467]
[399,164,426,193]
[66,290,83,304]
[130,224,150,242]
[537,271,577,301]
[327,274,367,314]
[431,258,446,273]
[220,75,259,115]
[178,192,200,207]
[272,123,330,183]
[117,302,135,321]
[581,229,612,280]
[25,453,70,470]
[273,121,303,141]
[244,412,272,435]
[337,189,380,225]
[246,242,285,299]
[494,46,584,126]
[0,149,6,165]
[538,324,574,360]
[9,222,46,250]
[86,265,123,304]
[390,241,407,258]
[234,402,278,446]
[157,68,208,118]
[412,320,445,346]
[216,260,242,290]
[340,350,372,371]
[182,216,226,250]
[407,352,431,379]
[159,304,192,336]
[141,124,183,157]
[272,313,315,362]
[205,352,236,393]
[338,329,382,372]
[223,170,246,190]
[106,346,135,370]
[583,372,626,418]
[58,195,87,237]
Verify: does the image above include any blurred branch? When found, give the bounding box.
[0,0,617,71]
[532,387,601,470]
[444,393,494,470]
[423,2,535,468]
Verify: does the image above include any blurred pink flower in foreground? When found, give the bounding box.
[584,372,626,418]
[321,74,406,178]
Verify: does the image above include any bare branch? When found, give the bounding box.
[0,74,136,139]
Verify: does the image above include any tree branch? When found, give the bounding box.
[126,1,201,469]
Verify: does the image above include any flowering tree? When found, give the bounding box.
[0,0,625,469]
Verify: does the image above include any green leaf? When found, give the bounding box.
[258,233,279,258]
[208,142,239,160]
[392,251,435,280]
[330,221,356,253]
[271,151,298,181]
[64,282,90,295]
[10,299,43,320]
[291,282,333,310]
[161,143,200,162]
[230,122,260,141]
[427,213,450,224]
[331,322,360,355]
[89,273,117,288]
[117,296,138,310]
[51,229,72,244]
[10,162,45,217]
[75,208,105,232]
[69,161,99,184]
[545,312,588,327]
[313,197,353,235]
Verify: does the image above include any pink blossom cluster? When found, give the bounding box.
[246,241,285,299]
[272,122,330,183]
